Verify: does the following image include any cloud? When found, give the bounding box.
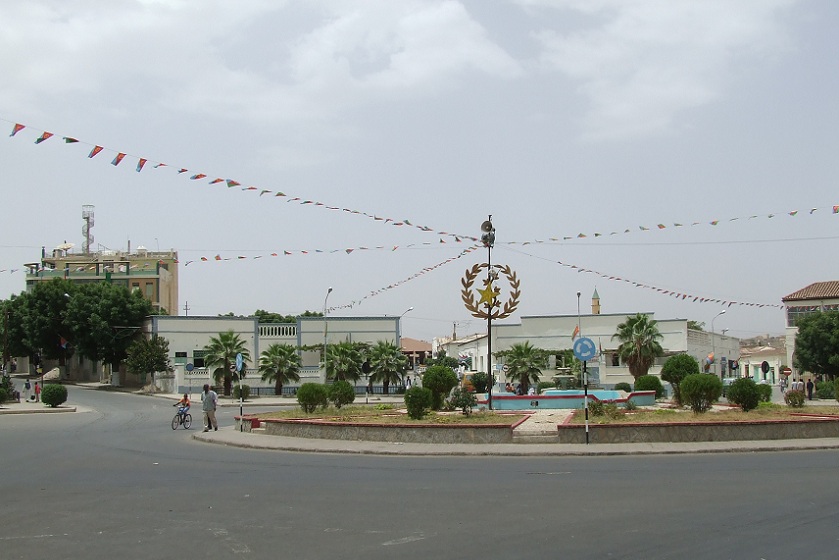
[519,0,798,139]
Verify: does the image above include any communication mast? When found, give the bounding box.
[82,205,95,255]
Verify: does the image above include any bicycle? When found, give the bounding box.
[171,406,192,430]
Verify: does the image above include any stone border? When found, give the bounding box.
[238,416,528,444]
[556,415,839,444]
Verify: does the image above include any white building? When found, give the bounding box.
[782,281,839,381]
[146,314,404,395]
[439,309,739,390]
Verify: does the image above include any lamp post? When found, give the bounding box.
[711,310,726,379]
[399,307,413,387]
[480,216,495,409]
[322,287,332,380]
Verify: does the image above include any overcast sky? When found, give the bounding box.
[1,0,837,344]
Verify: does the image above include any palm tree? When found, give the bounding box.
[324,340,362,383]
[612,313,664,380]
[258,343,301,396]
[203,330,251,396]
[368,340,409,395]
[503,341,547,395]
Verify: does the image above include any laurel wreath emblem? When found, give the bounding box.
[461,263,521,320]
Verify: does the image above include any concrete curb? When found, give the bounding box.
[0,406,77,415]
[191,428,839,457]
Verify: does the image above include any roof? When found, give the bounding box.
[782,281,839,302]
[401,337,432,353]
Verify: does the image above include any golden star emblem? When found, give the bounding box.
[478,282,497,306]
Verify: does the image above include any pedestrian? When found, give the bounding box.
[201,384,218,432]
[779,377,786,393]
[34,381,41,403]
[405,377,412,389]
[806,379,814,401]
[24,378,31,401]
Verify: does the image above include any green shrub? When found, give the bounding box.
[624,399,638,411]
[447,386,477,415]
[232,384,251,400]
[470,372,490,393]
[0,387,7,403]
[296,383,328,413]
[726,378,760,412]
[660,354,700,406]
[536,381,555,394]
[328,380,355,409]
[404,387,432,419]
[784,389,805,408]
[603,402,621,419]
[756,383,773,403]
[41,383,68,408]
[634,375,664,399]
[835,378,839,403]
[422,365,459,410]
[680,374,722,413]
[587,399,604,416]
[816,381,835,400]
[373,403,394,410]
[614,382,632,393]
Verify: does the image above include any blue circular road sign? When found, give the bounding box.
[573,337,597,362]
[235,353,244,372]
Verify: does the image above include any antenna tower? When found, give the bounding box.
[82,205,95,255]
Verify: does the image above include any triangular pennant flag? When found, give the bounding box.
[88,146,104,158]
[10,123,25,137]
[136,158,147,172]
[111,153,126,166]
[34,132,53,144]
[214,255,222,261]
[63,137,78,143]
[209,178,223,184]
[190,173,207,180]
[226,180,240,188]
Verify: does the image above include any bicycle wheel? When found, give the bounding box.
[183,414,192,429]
[171,414,179,430]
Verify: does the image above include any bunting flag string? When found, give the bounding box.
[5,117,837,250]
[327,245,480,313]
[502,246,783,310]
[180,239,465,267]
[3,118,477,244]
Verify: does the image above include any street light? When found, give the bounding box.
[711,310,726,379]
[481,216,495,409]
[322,287,332,379]
[398,307,414,384]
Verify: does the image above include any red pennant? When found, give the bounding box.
[88,146,104,158]
[10,123,25,136]
[111,153,126,166]
[34,132,53,144]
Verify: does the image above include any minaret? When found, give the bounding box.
[591,288,601,315]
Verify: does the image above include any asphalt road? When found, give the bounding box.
[1,386,836,560]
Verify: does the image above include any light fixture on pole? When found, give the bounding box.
[711,309,726,379]
[481,216,495,409]
[322,287,333,379]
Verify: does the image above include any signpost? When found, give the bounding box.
[574,336,596,444]
[186,362,194,397]
[235,353,244,432]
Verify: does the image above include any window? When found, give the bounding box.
[193,350,206,368]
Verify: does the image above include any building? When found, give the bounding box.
[25,245,179,315]
[782,280,839,380]
[438,292,739,389]
[146,314,405,395]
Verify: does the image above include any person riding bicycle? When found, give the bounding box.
[173,394,190,418]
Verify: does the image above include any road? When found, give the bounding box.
[1,386,835,559]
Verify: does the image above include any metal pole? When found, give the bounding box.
[487,241,493,410]
[712,310,726,379]
[577,292,589,444]
[323,287,332,380]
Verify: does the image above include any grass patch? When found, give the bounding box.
[252,405,526,425]
[569,403,839,425]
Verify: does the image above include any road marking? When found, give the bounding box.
[383,534,426,546]
[0,533,69,540]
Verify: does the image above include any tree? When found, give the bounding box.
[64,282,153,371]
[258,343,301,395]
[612,313,664,380]
[661,353,700,406]
[125,335,172,386]
[687,320,705,331]
[14,279,75,365]
[203,330,251,396]
[426,352,459,371]
[368,340,409,395]
[794,311,839,380]
[500,341,547,395]
[324,340,363,383]
[422,365,459,410]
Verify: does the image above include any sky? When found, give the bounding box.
[1,0,838,344]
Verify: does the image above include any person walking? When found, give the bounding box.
[806,379,815,401]
[34,381,41,403]
[24,379,31,401]
[201,384,218,432]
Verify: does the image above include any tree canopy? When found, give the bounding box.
[501,341,547,394]
[612,313,664,380]
[368,340,409,394]
[204,330,251,396]
[794,311,839,380]
[125,335,172,383]
[258,343,301,395]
